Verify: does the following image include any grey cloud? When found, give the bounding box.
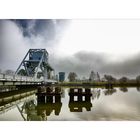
[0,19,69,71]
[1,19,140,79]
[50,51,140,79]
[14,19,69,39]
[102,53,140,78]
[50,51,108,78]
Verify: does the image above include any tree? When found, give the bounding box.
[17,69,27,76]
[37,72,43,78]
[89,71,100,82]
[4,69,15,75]
[119,77,128,83]
[68,72,77,82]
[136,75,140,83]
[97,72,100,81]
[89,71,96,81]
[104,74,117,83]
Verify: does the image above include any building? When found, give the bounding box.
[59,72,65,82]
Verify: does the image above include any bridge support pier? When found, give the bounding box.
[36,86,62,104]
[68,88,92,112]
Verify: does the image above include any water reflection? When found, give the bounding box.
[17,100,36,121]
[92,89,101,99]
[1,86,140,120]
[0,89,36,115]
[104,88,117,96]
[136,87,140,92]
[119,87,128,92]
[68,88,92,112]
[20,87,63,121]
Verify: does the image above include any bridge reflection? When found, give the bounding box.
[20,87,63,121]
[0,89,36,115]
[1,86,140,121]
[68,88,92,112]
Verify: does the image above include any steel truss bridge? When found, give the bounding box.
[0,49,57,87]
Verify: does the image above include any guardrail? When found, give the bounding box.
[0,73,42,82]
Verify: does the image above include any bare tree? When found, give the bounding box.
[68,72,77,82]
[89,71,100,82]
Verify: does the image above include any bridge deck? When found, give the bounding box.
[0,73,56,86]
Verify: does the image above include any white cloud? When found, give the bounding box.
[57,20,140,61]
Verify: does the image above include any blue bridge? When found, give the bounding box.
[0,49,57,87]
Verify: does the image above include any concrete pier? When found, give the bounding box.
[36,86,62,104]
[36,87,63,119]
[68,88,92,112]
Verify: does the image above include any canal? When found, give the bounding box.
[0,86,140,121]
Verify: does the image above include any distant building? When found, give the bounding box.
[59,72,65,82]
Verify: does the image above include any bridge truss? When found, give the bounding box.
[15,49,54,81]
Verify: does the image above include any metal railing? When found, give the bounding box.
[0,73,42,82]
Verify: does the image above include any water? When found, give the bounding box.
[0,87,140,121]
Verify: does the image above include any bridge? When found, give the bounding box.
[0,49,57,92]
[0,73,42,86]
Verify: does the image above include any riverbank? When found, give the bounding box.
[55,81,140,87]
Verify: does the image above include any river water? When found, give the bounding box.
[0,87,140,121]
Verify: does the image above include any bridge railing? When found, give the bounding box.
[0,73,42,82]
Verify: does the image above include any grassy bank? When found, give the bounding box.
[55,81,140,87]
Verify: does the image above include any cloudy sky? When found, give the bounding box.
[1,19,140,78]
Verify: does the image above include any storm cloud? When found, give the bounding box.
[51,51,140,79]
[0,19,69,70]
[0,19,140,79]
